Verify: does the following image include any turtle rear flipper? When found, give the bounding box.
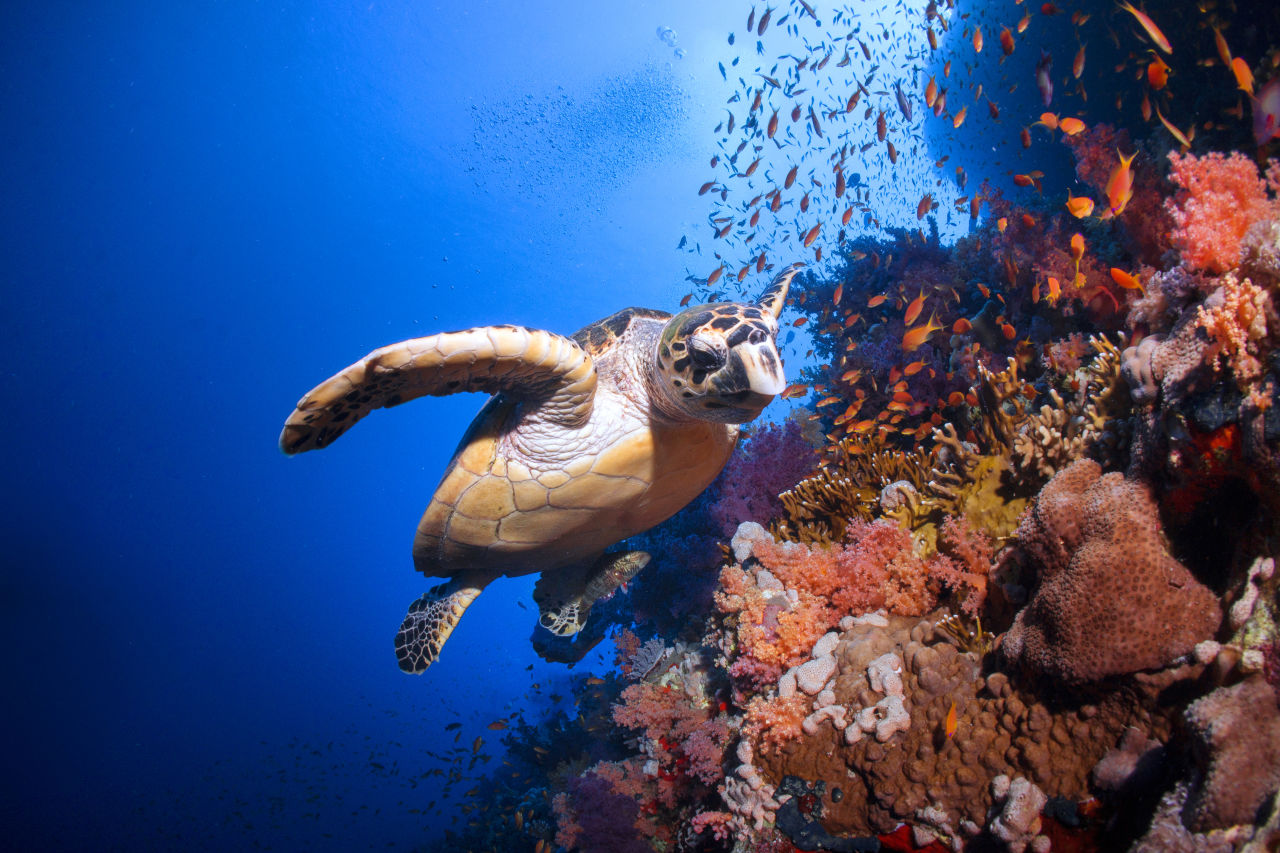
[535,550,650,637]
[394,570,496,673]
[281,326,597,455]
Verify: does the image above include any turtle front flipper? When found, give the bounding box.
[280,326,597,454]
[534,550,651,637]
[394,569,498,673]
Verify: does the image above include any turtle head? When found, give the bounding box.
[654,264,801,423]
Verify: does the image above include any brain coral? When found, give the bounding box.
[1001,459,1222,684]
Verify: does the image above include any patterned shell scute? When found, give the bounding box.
[572,307,671,358]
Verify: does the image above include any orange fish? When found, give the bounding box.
[680,293,693,306]
[947,391,966,405]
[488,719,509,730]
[1046,275,1061,304]
[1073,44,1086,78]
[997,216,1008,232]
[707,265,724,286]
[785,165,798,189]
[952,317,973,334]
[1212,26,1232,67]
[1118,2,1172,55]
[1000,26,1015,56]
[1013,173,1042,192]
[944,700,958,738]
[973,26,983,53]
[781,384,809,399]
[767,110,779,138]
[1058,116,1085,135]
[1017,10,1031,33]
[877,110,887,141]
[925,76,938,108]
[904,288,927,325]
[1232,57,1254,95]
[1110,267,1146,293]
[1001,322,1017,340]
[868,293,888,308]
[833,283,844,306]
[904,359,926,376]
[802,223,821,247]
[903,313,945,352]
[1102,150,1137,218]
[1147,55,1170,90]
[1065,191,1095,218]
[952,105,968,128]
[1155,105,1191,148]
[1038,111,1060,130]
[1071,232,1085,260]
[917,194,933,220]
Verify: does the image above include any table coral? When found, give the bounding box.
[1000,459,1222,684]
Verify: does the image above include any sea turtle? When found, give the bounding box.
[280,264,800,673]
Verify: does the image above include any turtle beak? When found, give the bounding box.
[736,341,787,398]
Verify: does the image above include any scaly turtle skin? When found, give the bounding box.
[280,264,800,672]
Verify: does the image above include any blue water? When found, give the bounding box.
[1,1,752,849]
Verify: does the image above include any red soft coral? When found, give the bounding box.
[1167,151,1280,275]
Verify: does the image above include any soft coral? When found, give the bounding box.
[1167,151,1280,275]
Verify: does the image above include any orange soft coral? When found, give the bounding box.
[1167,151,1280,275]
[1195,272,1272,381]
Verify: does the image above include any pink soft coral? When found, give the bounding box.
[1167,151,1280,275]
[716,521,945,691]
[932,515,994,617]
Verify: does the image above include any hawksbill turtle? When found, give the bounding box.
[280,264,801,672]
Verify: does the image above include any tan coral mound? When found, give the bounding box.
[754,614,1178,839]
[1001,459,1222,684]
[1183,677,1280,833]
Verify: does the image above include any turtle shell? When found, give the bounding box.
[410,306,735,581]
[571,306,670,357]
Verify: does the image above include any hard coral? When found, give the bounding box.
[751,613,1179,840]
[1182,677,1280,833]
[1167,151,1280,275]
[1001,459,1222,684]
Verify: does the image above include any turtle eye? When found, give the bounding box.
[688,338,725,371]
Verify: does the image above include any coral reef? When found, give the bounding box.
[439,7,1280,851]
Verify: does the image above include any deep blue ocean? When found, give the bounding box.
[1,0,1154,850]
[1,2,771,849]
